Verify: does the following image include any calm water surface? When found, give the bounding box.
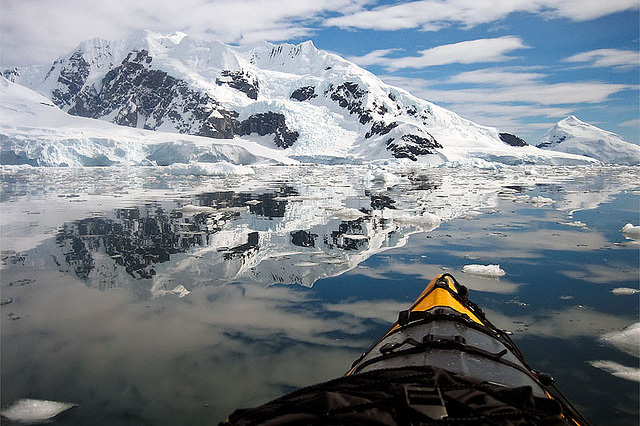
[1,164,638,426]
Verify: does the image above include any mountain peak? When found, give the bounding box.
[538,116,640,165]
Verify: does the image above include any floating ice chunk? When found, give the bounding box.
[462,264,506,277]
[1,398,76,422]
[162,162,255,176]
[589,360,640,382]
[332,208,367,220]
[177,204,217,214]
[169,285,190,298]
[612,287,640,296]
[621,223,639,239]
[531,196,554,205]
[390,211,441,232]
[363,169,408,187]
[558,220,587,228]
[294,262,320,267]
[600,323,640,357]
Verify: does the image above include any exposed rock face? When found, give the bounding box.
[499,133,528,147]
[325,82,373,124]
[2,67,20,81]
[290,86,316,101]
[51,51,92,109]
[239,112,299,148]
[365,121,398,139]
[52,49,241,138]
[386,133,442,161]
[291,230,317,247]
[216,70,259,100]
[34,47,304,147]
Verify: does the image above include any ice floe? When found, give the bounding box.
[386,211,442,232]
[589,360,640,382]
[1,398,76,423]
[531,196,554,205]
[462,264,506,277]
[621,223,639,240]
[611,287,640,295]
[162,162,255,176]
[600,323,640,357]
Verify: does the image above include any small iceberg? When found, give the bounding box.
[612,287,640,296]
[1,398,76,423]
[462,264,506,278]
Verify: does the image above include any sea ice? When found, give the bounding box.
[169,285,190,298]
[589,360,640,382]
[1,399,76,423]
[389,211,442,232]
[331,207,367,220]
[621,223,639,239]
[162,162,255,176]
[612,287,640,296]
[600,323,640,357]
[531,196,554,205]
[462,264,506,277]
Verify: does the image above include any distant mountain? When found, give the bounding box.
[537,116,640,165]
[2,31,597,166]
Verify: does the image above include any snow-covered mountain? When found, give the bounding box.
[2,31,597,166]
[537,116,640,165]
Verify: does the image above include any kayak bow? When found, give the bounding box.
[222,274,591,425]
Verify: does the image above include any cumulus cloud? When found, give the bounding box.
[325,0,639,31]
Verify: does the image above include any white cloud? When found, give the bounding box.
[346,48,401,66]
[620,118,640,128]
[0,0,370,66]
[564,48,640,70]
[446,68,547,86]
[324,0,639,31]
[382,74,633,106]
[348,36,527,70]
[380,73,633,139]
[418,82,633,105]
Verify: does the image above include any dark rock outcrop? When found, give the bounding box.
[386,133,442,161]
[51,50,91,109]
[290,86,317,101]
[499,133,528,147]
[239,112,299,148]
[291,230,317,247]
[365,121,398,139]
[325,82,373,124]
[216,70,259,100]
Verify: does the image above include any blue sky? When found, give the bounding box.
[1,0,638,144]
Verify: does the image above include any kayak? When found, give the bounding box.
[221,273,591,425]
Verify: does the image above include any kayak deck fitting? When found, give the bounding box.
[221,274,591,425]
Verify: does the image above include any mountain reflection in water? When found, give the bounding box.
[52,181,441,297]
